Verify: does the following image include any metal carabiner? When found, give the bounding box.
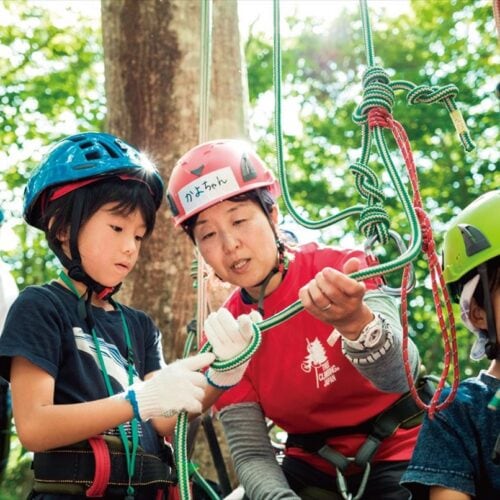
[336,461,371,500]
[364,229,416,297]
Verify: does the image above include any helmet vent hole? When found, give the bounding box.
[101,143,119,158]
[85,150,102,161]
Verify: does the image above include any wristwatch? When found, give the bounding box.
[343,314,385,351]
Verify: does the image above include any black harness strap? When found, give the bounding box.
[286,377,435,470]
[33,435,176,496]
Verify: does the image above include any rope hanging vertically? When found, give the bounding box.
[174,1,213,499]
[271,0,474,416]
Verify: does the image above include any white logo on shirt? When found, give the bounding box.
[73,327,137,389]
[301,337,339,389]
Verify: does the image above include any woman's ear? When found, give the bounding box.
[270,205,279,225]
[469,297,488,330]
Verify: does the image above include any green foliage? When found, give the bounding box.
[0,0,105,290]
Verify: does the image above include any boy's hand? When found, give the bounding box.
[128,352,215,420]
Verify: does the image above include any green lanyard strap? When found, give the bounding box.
[59,271,139,498]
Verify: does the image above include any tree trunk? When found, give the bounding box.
[101,0,246,360]
[101,0,245,490]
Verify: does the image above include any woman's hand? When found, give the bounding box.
[203,308,262,389]
[298,257,374,340]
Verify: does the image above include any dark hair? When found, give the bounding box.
[42,177,157,249]
[182,187,276,241]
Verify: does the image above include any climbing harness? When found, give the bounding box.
[286,376,435,500]
[32,434,175,496]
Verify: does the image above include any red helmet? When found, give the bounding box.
[167,139,280,226]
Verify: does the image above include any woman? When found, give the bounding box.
[167,139,422,499]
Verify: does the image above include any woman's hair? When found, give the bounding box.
[182,187,276,241]
[42,177,157,248]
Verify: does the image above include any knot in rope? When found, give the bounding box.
[349,161,390,244]
[367,106,393,129]
[352,66,394,125]
[406,83,475,152]
[407,83,458,106]
[414,207,437,264]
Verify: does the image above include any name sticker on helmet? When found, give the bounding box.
[178,166,239,216]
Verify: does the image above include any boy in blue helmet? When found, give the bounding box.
[0,132,214,498]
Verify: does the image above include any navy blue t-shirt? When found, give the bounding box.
[401,371,500,498]
[0,281,165,455]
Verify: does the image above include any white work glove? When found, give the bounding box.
[203,308,262,389]
[125,352,215,421]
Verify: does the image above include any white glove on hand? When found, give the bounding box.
[126,352,215,421]
[204,308,262,389]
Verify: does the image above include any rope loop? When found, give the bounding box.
[202,323,263,373]
[352,66,394,125]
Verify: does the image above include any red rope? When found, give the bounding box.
[368,106,460,418]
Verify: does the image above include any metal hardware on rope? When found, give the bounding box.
[364,230,416,297]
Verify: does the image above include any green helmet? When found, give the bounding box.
[443,190,500,294]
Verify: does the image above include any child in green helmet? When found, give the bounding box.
[0,132,214,499]
[401,190,500,499]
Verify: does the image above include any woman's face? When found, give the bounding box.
[193,199,279,297]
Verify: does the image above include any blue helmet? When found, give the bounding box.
[24,132,165,229]
[0,208,4,225]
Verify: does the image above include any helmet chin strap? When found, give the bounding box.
[477,263,499,360]
[241,237,288,316]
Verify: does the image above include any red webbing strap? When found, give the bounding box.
[368,106,460,418]
[86,436,111,497]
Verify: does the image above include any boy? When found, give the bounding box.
[0,132,214,498]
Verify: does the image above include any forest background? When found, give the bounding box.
[0,0,498,496]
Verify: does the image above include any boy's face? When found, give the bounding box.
[76,203,147,287]
[470,279,500,344]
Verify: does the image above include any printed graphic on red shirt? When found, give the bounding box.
[301,337,340,389]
